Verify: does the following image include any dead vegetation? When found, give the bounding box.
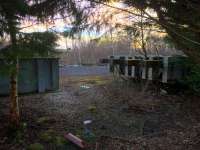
[0,76,200,149]
[97,78,200,150]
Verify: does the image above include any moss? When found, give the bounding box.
[39,130,55,142]
[88,105,97,113]
[36,117,52,124]
[53,136,68,147]
[28,143,44,150]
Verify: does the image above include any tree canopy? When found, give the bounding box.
[0,32,58,58]
[121,0,200,62]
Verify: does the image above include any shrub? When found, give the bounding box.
[28,143,44,150]
[185,64,200,93]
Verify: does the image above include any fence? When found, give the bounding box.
[109,56,187,83]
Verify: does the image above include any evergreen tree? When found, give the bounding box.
[0,0,85,127]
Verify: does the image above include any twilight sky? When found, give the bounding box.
[20,1,158,50]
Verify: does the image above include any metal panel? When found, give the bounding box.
[44,59,52,91]
[0,60,10,95]
[0,74,10,95]
[37,59,45,93]
[0,58,59,95]
[18,59,38,93]
[51,59,59,90]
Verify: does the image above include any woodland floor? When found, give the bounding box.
[0,75,200,150]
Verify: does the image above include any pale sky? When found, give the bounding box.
[19,2,159,50]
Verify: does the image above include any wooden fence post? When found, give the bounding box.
[132,59,141,80]
[109,56,114,73]
[125,57,129,76]
[114,57,120,75]
[128,57,132,76]
[162,57,168,83]
[148,57,153,80]
[119,56,126,75]
[142,60,146,79]
[130,57,135,78]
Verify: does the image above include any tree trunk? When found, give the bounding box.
[140,9,147,59]
[9,59,20,127]
[7,15,20,127]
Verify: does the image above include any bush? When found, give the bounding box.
[185,64,200,93]
[28,143,44,150]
